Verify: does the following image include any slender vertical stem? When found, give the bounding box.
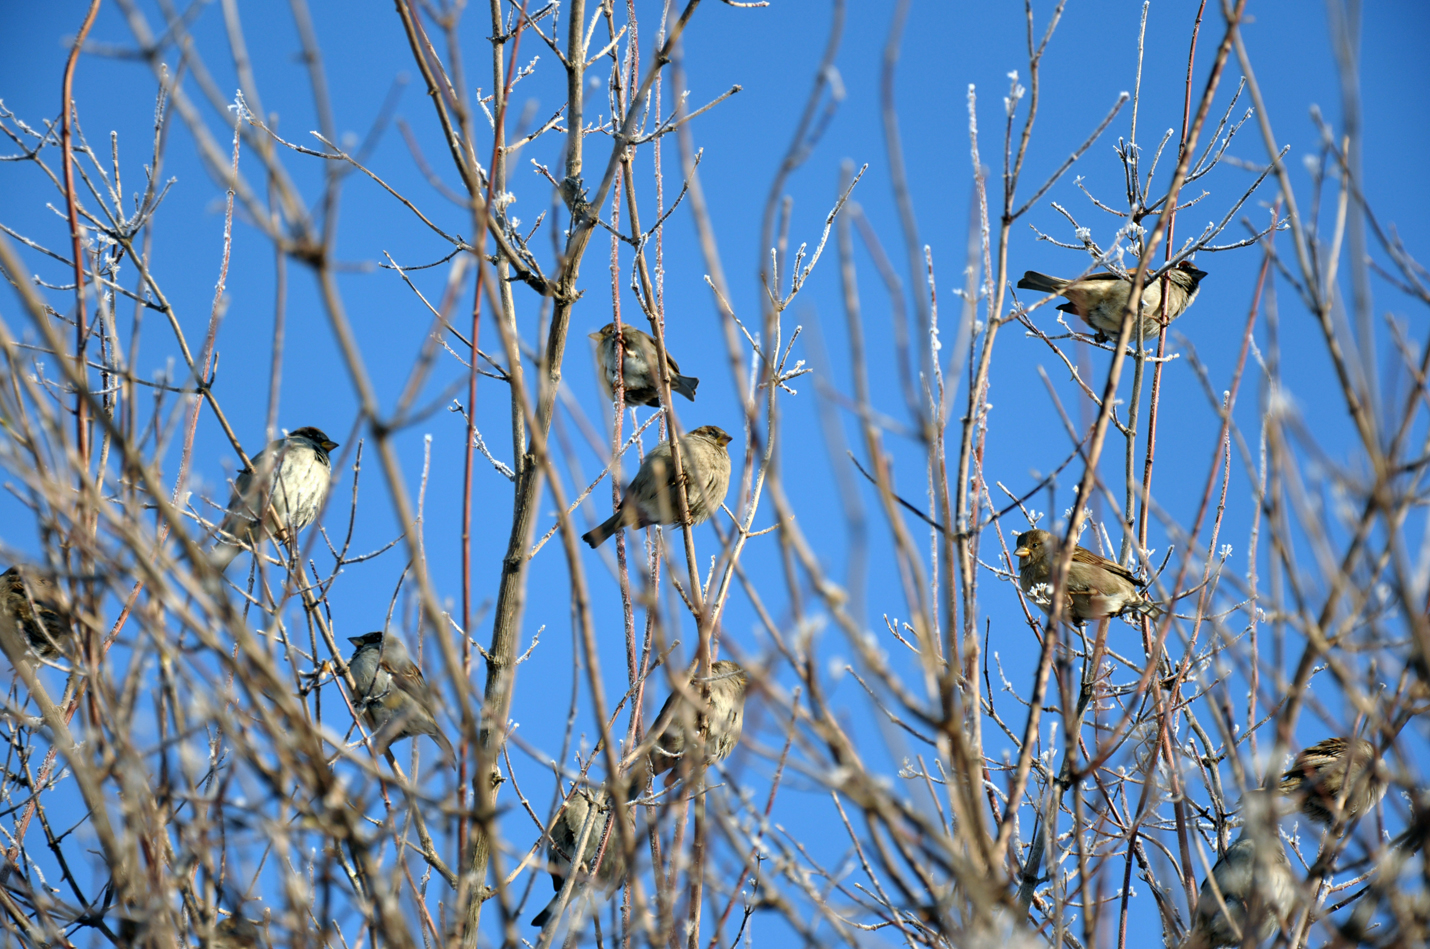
[1137,0,1208,558]
[265,178,287,442]
[61,0,103,491]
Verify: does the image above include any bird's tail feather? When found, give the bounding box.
[1126,595,1164,621]
[671,374,699,401]
[434,729,456,763]
[1017,271,1067,293]
[582,513,623,549]
[530,896,557,929]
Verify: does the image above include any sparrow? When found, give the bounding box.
[210,427,339,570]
[1017,260,1206,343]
[589,322,699,407]
[1189,830,1295,948]
[648,660,749,778]
[1013,529,1158,626]
[582,426,733,549]
[1279,737,1387,827]
[0,565,73,659]
[211,915,264,949]
[346,631,455,761]
[530,771,644,928]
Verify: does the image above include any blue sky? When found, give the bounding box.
[2,0,1428,943]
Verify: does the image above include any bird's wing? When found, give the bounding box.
[1071,271,1124,284]
[390,663,442,716]
[1302,736,1345,758]
[224,441,287,524]
[1279,756,1309,788]
[1070,546,1143,588]
[648,689,690,773]
[227,464,257,510]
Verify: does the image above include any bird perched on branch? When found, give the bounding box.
[1013,529,1159,626]
[648,660,749,778]
[212,915,265,949]
[581,425,733,549]
[1279,737,1387,827]
[1017,260,1207,343]
[347,631,455,761]
[1188,830,1294,948]
[530,771,645,928]
[590,322,699,407]
[0,565,73,660]
[210,427,338,571]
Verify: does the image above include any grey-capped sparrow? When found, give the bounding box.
[530,772,644,928]
[1279,737,1386,827]
[582,426,733,549]
[649,660,749,778]
[1014,529,1158,626]
[346,631,455,761]
[589,322,699,407]
[1018,260,1207,343]
[1189,830,1294,948]
[211,427,338,570]
[0,565,73,659]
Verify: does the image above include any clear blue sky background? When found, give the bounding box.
[2,0,1428,943]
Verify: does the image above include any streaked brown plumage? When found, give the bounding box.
[648,660,749,777]
[0,565,73,659]
[1190,831,1295,948]
[1017,260,1206,343]
[530,662,750,927]
[1279,737,1386,826]
[590,322,699,407]
[1013,529,1157,625]
[582,426,733,549]
[211,426,338,570]
[530,771,644,928]
[347,631,455,761]
[212,915,264,949]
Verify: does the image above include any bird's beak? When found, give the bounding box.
[347,636,365,646]
[1014,546,1030,558]
[322,439,339,451]
[718,433,733,447]
[588,330,603,341]
[1187,267,1207,279]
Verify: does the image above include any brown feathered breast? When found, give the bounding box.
[649,660,749,777]
[0,565,73,659]
[590,322,699,407]
[1191,831,1294,948]
[1017,262,1206,342]
[581,426,733,548]
[1279,737,1385,826]
[530,772,643,928]
[1013,529,1156,625]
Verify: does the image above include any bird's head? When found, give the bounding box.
[1176,259,1208,285]
[709,659,748,690]
[691,425,733,448]
[291,426,339,452]
[3,564,59,595]
[348,631,385,650]
[1013,529,1053,566]
[588,323,617,343]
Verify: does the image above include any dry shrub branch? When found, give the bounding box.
[0,1,1424,947]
